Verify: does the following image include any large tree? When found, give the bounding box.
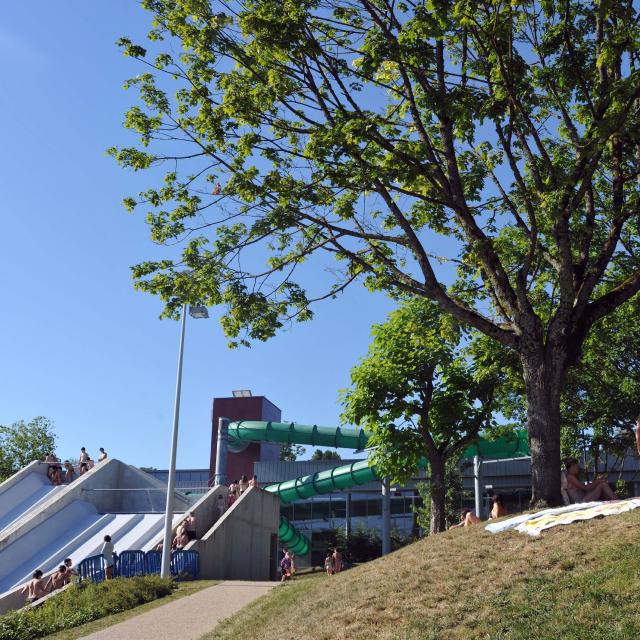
[112,0,640,505]
[341,298,498,533]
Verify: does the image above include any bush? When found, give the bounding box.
[0,576,174,640]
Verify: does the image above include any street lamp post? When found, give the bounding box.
[160,303,209,579]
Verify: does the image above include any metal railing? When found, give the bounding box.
[77,549,200,583]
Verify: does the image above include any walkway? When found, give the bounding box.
[80,581,276,640]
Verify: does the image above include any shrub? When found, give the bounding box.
[0,576,174,640]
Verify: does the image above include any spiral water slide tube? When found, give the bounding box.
[228,421,530,552]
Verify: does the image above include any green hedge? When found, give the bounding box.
[0,576,174,640]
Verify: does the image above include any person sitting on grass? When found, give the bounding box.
[565,458,615,503]
[21,570,46,604]
[490,494,508,519]
[449,509,481,529]
[45,565,67,592]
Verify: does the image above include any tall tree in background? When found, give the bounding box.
[112,1,640,505]
[340,299,499,533]
[279,443,306,461]
[0,417,56,481]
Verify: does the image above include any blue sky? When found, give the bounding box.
[0,1,401,468]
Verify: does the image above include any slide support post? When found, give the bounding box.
[214,417,230,486]
[474,455,483,518]
[382,478,391,555]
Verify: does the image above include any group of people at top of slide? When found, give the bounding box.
[44,446,108,486]
[21,558,78,604]
[227,474,259,507]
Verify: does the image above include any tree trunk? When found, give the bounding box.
[429,454,447,534]
[521,344,567,508]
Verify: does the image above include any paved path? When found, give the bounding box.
[80,581,276,640]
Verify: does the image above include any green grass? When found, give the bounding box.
[41,579,219,640]
[207,510,640,640]
[0,576,217,640]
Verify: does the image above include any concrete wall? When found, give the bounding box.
[146,484,229,549]
[192,486,279,581]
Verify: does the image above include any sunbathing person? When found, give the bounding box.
[450,509,481,529]
[490,494,508,519]
[565,458,615,503]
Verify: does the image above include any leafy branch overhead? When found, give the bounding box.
[113,0,640,348]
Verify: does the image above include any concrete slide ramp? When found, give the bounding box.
[0,461,64,535]
[0,459,190,612]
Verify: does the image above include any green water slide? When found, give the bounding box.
[228,421,371,451]
[229,421,530,505]
[278,515,309,555]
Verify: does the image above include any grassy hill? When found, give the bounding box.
[209,510,640,640]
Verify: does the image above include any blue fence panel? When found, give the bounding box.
[171,550,199,581]
[77,554,106,584]
[117,550,146,578]
[145,551,162,575]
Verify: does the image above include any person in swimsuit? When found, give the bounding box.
[239,475,249,494]
[78,447,89,475]
[249,474,259,488]
[63,461,76,483]
[98,448,107,462]
[21,570,47,603]
[333,548,343,573]
[565,458,615,502]
[45,565,67,592]
[489,494,508,519]
[324,552,335,576]
[173,529,189,550]
[280,549,292,582]
[101,535,116,579]
[450,509,482,529]
[63,558,77,583]
[45,453,62,484]
[184,512,197,540]
[227,486,238,508]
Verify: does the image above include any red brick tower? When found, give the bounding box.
[209,395,281,485]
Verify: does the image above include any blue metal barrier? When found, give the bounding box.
[77,554,106,583]
[78,549,199,584]
[171,550,200,581]
[145,550,162,575]
[117,550,146,577]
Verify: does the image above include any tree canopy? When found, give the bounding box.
[341,298,499,531]
[0,417,57,481]
[113,0,640,504]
